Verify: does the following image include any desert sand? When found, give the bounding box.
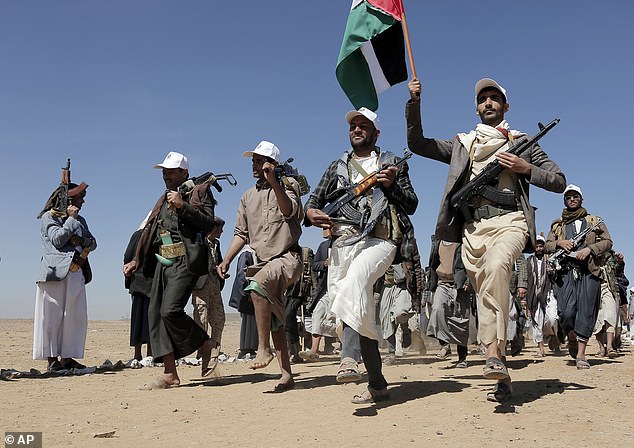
[2,315,633,447]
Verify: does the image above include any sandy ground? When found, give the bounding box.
[2,315,633,447]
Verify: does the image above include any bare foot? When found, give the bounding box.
[140,374,179,390]
[200,339,214,375]
[248,350,274,370]
[161,372,180,386]
[271,372,294,393]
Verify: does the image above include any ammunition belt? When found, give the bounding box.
[469,204,518,223]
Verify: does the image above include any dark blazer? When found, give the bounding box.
[124,229,153,296]
[406,99,566,253]
[134,183,215,277]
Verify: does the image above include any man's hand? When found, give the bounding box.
[376,165,397,189]
[557,239,575,252]
[123,260,137,277]
[67,205,80,219]
[166,190,185,209]
[408,78,421,100]
[306,208,332,229]
[496,152,531,175]
[262,161,278,185]
[217,261,231,279]
[576,247,592,261]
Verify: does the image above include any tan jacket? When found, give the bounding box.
[406,99,566,252]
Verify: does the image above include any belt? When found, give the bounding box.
[159,242,186,258]
[470,204,518,222]
[330,222,360,238]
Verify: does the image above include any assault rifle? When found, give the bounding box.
[450,119,560,216]
[264,158,311,196]
[70,237,95,273]
[177,171,237,196]
[322,149,413,217]
[548,218,604,272]
[55,159,71,214]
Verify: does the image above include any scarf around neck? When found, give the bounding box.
[561,206,588,225]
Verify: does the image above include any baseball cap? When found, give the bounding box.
[345,107,380,131]
[154,151,189,170]
[243,140,280,163]
[563,184,583,197]
[475,78,507,105]
[536,234,546,243]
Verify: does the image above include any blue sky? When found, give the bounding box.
[1,1,632,319]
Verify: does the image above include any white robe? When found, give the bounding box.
[329,237,396,340]
[33,270,87,359]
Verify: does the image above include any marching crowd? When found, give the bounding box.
[33,77,632,403]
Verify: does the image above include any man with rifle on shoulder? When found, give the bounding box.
[406,77,566,402]
[34,160,96,372]
[305,107,418,404]
[124,151,216,389]
[544,184,612,370]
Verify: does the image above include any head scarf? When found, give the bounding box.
[36,182,88,219]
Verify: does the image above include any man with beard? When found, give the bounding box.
[545,184,612,369]
[124,151,216,388]
[526,234,560,357]
[305,107,418,404]
[406,77,566,402]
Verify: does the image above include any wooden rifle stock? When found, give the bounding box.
[321,150,412,217]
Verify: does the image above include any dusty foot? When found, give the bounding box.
[140,374,180,390]
[271,372,294,393]
[248,350,274,370]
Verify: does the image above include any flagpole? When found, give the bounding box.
[400,1,417,79]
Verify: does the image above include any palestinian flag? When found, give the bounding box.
[336,0,408,111]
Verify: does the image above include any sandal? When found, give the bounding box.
[607,349,619,359]
[482,357,509,380]
[486,381,512,402]
[351,386,390,404]
[298,350,320,362]
[336,357,362,383]
[576,358,590,370]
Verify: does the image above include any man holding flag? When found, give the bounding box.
[406,77,566,402]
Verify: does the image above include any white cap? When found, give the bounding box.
[154,151,189,170]
[475,78,507,105]
[243,140,280,163]
[563,184,583,197]
[630,286,634,294]
[536,234,546,243]
[345,107,380,131]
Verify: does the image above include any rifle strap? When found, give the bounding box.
[348,156,370,179]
